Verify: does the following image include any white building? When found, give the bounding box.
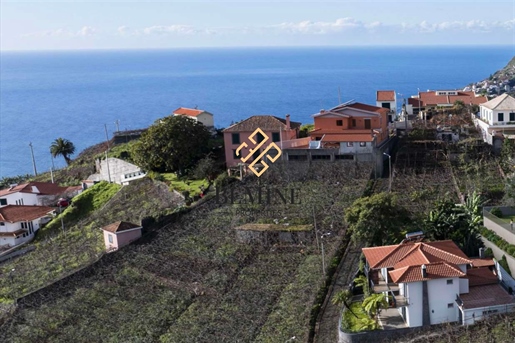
[0,182,80,208]
[475,94,515,149]
[88,158,146,185]
[0,205,55,248]
[363,239,515,328]
[173,107,214,128]
[376,90,397,122]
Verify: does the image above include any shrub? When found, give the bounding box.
[491,207,503,218]
[214,173,236,189]
[484,247,494,258]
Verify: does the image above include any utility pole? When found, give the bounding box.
[29,142,37,176]
[104,124,112,183]
[115,120,120,133]
[50,155,55,183]
[383,152,392,192]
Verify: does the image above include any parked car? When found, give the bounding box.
[57,198,69,207]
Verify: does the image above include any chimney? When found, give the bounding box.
[285,114,291,130]
[421,264,427,278]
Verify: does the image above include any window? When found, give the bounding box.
[364,119,371,129]
[256,132,265,143]
[347,142,354,147]
[335,155,354,160]
[272,132,281,142]
[447,303,454,308]
[498,113,504,122]
[232,133,240,145]
[336,120,343,126]
[312,155,331,160]
[0,222,4,226]
[381,102,391,110]
[446,279,453,285]
[360,142,366,147]
[315,136,322,141]
[0,199,6,206]
[108,234,113,243]
[288,155,307,161]
[352,119,356,127]
[510,112,515,122]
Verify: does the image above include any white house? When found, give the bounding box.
[0,182,80,208]
[173,107,214,128]
[0,205,55,248]
[88,158,146,185]
[376,90,397,122]
[362,239,515,328]
[476,94,515,149]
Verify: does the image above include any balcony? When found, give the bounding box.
[370,270,409,308]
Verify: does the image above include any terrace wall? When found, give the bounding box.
[483,206,515,243]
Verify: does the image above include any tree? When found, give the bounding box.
[453,100,465,114]
[362,293,389,324]
[353,275,370,296]
[50,138,76,165]
[299,124,314,138]
[345,192,411,246]
[500,138,514,172]
[331,289,358,318]
[132,116,211,175]
[191,154,219,184]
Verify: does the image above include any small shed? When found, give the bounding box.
[101,221,142,252]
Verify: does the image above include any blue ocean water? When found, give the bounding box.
[1,46,514,178]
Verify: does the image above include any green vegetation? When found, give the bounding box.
[50,137,76,165]
[161,173,208,197]
[341,301,370,333]
[132,115,211,175]
[480,226,515,263]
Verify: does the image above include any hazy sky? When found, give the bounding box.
[1,0,514,50]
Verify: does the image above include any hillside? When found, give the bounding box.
[0,162,372,343]
[467,55,515,96]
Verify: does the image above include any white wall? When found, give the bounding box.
[405,282,423,327]
[0,192,39,207]
[462,304,515,325]
[197,112,214,127]
[98,158,143,185]
[0,218,41,247]
[427,278,460,325]
[459,278,469,294]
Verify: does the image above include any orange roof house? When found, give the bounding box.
[408,90,488,113]
[0,182,79,208]
[362,239,515,328]
[0,205,55,248]
[376,90,397,117]
[172,107,214,127]
[101,221,143,252]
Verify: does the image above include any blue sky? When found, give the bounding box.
[1,0,514,50]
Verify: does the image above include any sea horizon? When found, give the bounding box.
[1,45,514,178]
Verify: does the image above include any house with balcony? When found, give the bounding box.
[475,94,515,150]
[362,238,515,328]
[376,90,397,122]
[283,101,391,167]
[173,107,214,128]
[0,205,55,248]
[0,182,79,208]
[222,115,301,175]
[407,90,488,116]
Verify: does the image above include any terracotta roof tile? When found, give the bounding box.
[0,205,55,223]
[173,107,208,117]
[460,284,515,309]
[389,262,465,283]
[101,221,142,233]
[223,115,301,132]
[465,267,498,287]
[410,91,488,107]
[470,258,495,268]
[362,244,399,268]
[377,91,396,102]
[0,182,71,197]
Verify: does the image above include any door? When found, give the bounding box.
[364,119,371,129]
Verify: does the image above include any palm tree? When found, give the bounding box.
[50,138,76,165]
[331,289,358,318]
[362,293,389,324]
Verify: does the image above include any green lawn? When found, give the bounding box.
[341,301,370,333]
[162,173,208,197]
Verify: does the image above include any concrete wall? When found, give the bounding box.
[481,237,515,279]
[483,207,515,244]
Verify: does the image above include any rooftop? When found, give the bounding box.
[0,205,55,223]
[0,182,72,197]
[101,221,142,233]
[377,90,396,102]
[481,93,515,111]
[173,107,210,117]
[223,115,301,132]
[460,284,515,309]
[389,262,465,283]
[408,90,488,107]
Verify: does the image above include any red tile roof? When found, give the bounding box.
[101,221,142,233]
[320,134,375,143]
[377,91,396,102]
[173,107,208,117]
[459,284,515,309]
[408,91,488,107]
[389,262,465,283]
[0,205,55,223]
[223,115,301,132]
[347,103,389,115]
[363,240,471,270]
[0,182,70,197]
[470,258,495,268]
[465,267,498,287]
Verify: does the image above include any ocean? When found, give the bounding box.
[1,46,514,178]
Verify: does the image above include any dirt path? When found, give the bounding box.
[314,242,363,343]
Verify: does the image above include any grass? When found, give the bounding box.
[235,223,312,232]
[162,173,208,197]
[341,301,370,333]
